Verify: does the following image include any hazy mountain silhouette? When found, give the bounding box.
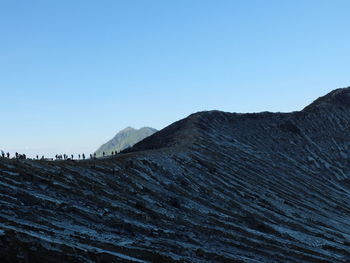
[95,127,157,156]
[1,88,350,262]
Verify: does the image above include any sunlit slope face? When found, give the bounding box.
[1,88,350,263]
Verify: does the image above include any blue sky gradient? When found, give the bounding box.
[1,0,350,157]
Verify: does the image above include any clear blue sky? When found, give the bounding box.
[1,0,350,157]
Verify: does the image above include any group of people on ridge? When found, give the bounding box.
[0,150,119,161]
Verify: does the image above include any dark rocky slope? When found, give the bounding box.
[1,88,350,262]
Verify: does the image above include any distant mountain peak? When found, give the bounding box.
[95,126,157,156]
[120,126,134,132]
[119,127,156,133]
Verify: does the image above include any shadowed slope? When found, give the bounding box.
[304,87,350,111]
[1,88,350,262]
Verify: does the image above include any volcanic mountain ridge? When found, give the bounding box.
[1,88,350,262]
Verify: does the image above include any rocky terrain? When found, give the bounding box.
[1,88,350,262]
[95,127,157,157]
